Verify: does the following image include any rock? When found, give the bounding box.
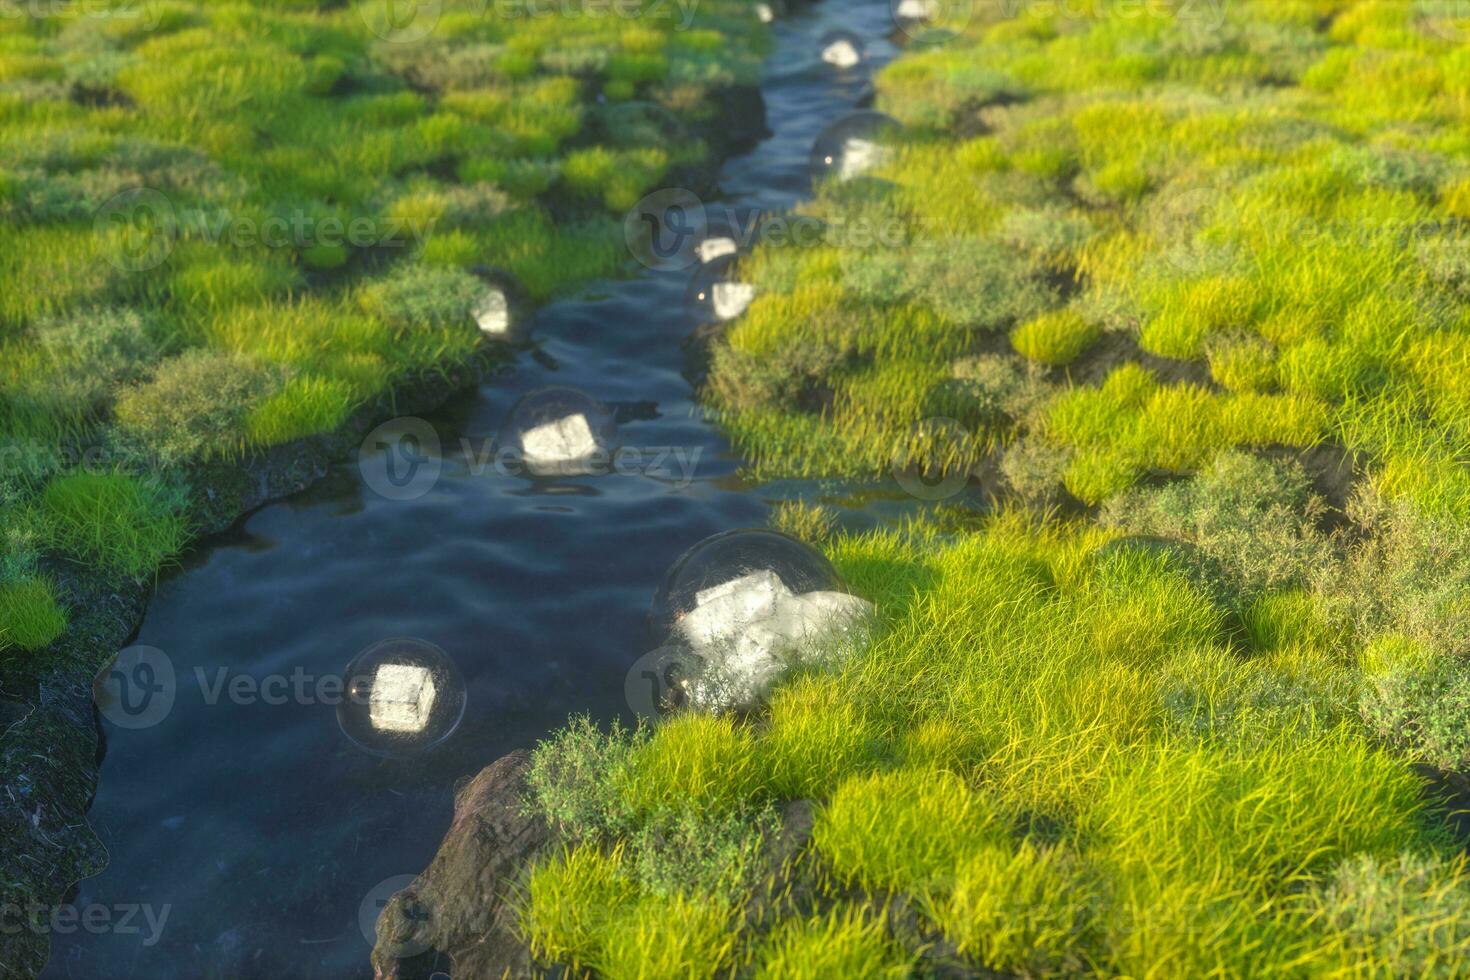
[370,750,553,980]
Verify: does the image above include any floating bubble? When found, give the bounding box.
[648,530,873,711]
[650,529,845,641]
[810,111,902,186]
[819,30,866,70]
[498,386,618,478]
[337,638,467,759]
[686,253,756,324]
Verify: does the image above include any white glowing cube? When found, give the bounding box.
[712,282,756,320]
[755,2,774,21]
[838,138,891,181]
[822,40,862,69]
[474,289,510,335]
[697,237,739,264]
[684,586,874,711]
[896,0,936,19]
[680,569,791,650]
[369,663,438,733]
[521,413,598,466]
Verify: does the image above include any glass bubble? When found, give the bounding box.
[648,530,873,711]
[809,111,902,186]
[498,386,618,478]
[337,637,467,759]
[687,254,756,324]
[649,528,845,643]
[818,30,866,70]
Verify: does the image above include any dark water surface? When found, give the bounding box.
[46,3,923,977]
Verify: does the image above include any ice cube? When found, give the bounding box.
[697,236,739,264]
[520,413,598,468]
[896,0,936,19]
[712,282,756,321]
[680,569,791,650]
[473,289,510,335]
[838,138,891,181]
[683,586,875,710]
[822,39,862,69]
[369,663,438,733]
[755,2,774,21]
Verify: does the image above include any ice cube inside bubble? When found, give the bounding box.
[697,236,739,264]
[838,137,890,181]
[521,412,598,466]
[369,663,438,734]
[822,39,862,69]
[679,569,792,649]
[896,0,936,19]
[473,289,510,336]
[712,282,756,321]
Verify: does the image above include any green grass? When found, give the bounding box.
[0,577,67,652]
[701,0,1470,519]
[0,0,769,669]
[752,905,913,979]
[38,471,191,578]
[522,507,1470,975]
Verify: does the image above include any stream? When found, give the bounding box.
[45,3,930,976]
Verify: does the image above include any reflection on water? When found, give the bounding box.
[45,3,920,977]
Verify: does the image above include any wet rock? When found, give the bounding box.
[370,750,553,980]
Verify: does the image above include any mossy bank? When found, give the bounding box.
[497,2,1470,976]
[0,1,773,974]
